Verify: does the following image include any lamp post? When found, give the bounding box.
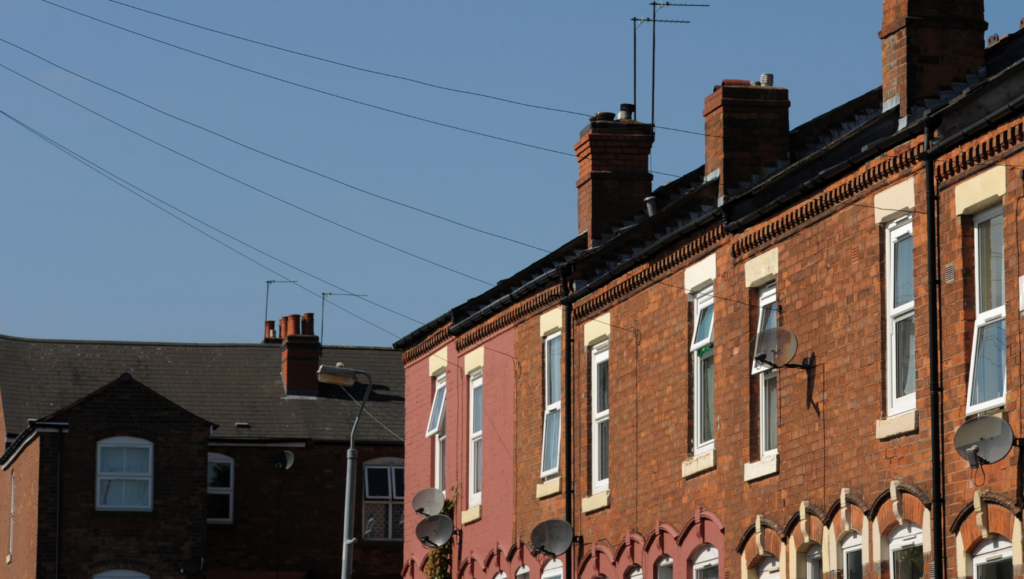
[317,363,374,579]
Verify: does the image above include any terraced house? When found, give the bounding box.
[397,4,1024,579]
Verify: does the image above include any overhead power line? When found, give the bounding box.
[0,107,404,339]
[0,60,493,287]
[0,37,549,254]
[41,0,578,159]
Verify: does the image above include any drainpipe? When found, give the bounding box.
[559,271,575,577]
[923,123,944,579]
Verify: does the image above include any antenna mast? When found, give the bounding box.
[648,2,708,127]
[265,280,297,325]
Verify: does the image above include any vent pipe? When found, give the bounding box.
[644,196,658,217]
[617,103,636,121]
[760,73,774,87]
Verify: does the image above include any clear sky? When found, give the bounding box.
[0,0,1019,347]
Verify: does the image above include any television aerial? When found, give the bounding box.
[954,414,1015,468]
[412,488,446,517]
[416,514,455,548]
[529,519,575,557]
[752,327,812,371]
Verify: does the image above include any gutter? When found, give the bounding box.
[920,91,1024,160]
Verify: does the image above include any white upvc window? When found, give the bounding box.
[426,373,447,437]
[434,404,446,492]
[973,535,1012,579]
[692,545,719,579]
[806,545,823,579]
[757,557,779,579]
[207,453,234,524]
[468,372,483,506]
[753,284,779,456]
[542,560,564,579]
[363,460,404,541]
[841,533,863,579]
[591,341,610,493]
[889,524,924,579]
[887,219,917,415]
[657,557,674,579]
[541,333,562,478]
[967,206,1006,415]
[96,436,153,511]
[691,289,715,455]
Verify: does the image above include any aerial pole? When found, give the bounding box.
[647,2,708,127]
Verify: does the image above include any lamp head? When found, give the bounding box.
[317,362,357,386]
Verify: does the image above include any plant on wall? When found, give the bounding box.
[424,485,460,579]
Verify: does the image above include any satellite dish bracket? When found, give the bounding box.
[755,354,814,371]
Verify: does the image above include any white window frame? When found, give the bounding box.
[841,533,863,579]
[806,544,823,579]
[8,472,13,557]
[973,535,1012,579]
[888,524,924,579]
[541,332,563,478]
[754,284,779,457]
[757,557,780,579]
[468,372,483,507]
[692,545,719,579]
[966,206,1007,415]
[591,341,610,494]
[207,453,234,524]
[426,373,447,437]
[362,460,404,541]
[516,566,531,579]
[542,560,564,579]
[434,402,446,492]
[657,557,674,579]
[95,436,153,512]
[691,289,715,455]
[886,219,917,416]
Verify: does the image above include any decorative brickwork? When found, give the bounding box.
[456,287,561,352]
[403,323,452,364]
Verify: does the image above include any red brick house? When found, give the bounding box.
[0,314,404,579]
[397,5,1024,579]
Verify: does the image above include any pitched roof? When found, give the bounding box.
[0,334,404,445]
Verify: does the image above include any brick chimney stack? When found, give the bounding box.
[574,107,655,247]
[703,79,791,205]
[280,312,319,396]
[880,0,987,119]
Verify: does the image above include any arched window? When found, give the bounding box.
[495,573,508,579]
[889,524,924,579]
[543,560,564,579]
[625,565,643,579]
[757,557,779,579]
[96,437,153,511]
[805,545,822,579]
[363,457,403,541]
[515,566,530,579]
[841,534,863,579]
[94,571,149,578]
[207,453,234,524]
[973,535,1012,579]
[656,556,674,579]
[692,545,719,579]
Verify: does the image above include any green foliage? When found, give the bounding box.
[424,485,460,579]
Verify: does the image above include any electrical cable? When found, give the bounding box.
[40,0,578,159]
[0,106,404,339]
[0,61,493,287]
[0,37,550,253]
[100,0,720,141]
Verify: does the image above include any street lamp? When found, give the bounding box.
[317,362,374,579]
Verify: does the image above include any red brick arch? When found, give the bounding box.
[644,522,681,577]
[738,517,784,570]
[677,507,726,579]
[952,491,1020,554]
[577,542,617,579]
[459,554,485,579]
[871,485,929,537]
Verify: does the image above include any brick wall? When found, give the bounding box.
[0,437,41,579]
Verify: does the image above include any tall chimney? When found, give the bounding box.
[301,312,315,336]
[574,109,655,247]
[880,0,987,119]
[280,316,289,339]
[703,78,790,205]
[281,312,320,396]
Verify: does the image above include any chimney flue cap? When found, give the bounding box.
[760,73,774,87]
[591,112,616,122]
[616,103,636,121]
[644,196,658,218]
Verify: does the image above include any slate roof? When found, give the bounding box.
[0,333,404,445]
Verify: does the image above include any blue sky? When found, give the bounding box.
[0,0,1019,347]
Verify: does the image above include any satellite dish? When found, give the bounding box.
[180,556,205,575]
[752,327,799,369]
[954,415,1014,468]
[416,514,454,548]
[412,488,446,517]
[273,450,295,470]
[530,518,574,557]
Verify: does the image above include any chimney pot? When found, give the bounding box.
[760,73,774,87]
[644,196,658,218]
[287,314,301,337]
[264,320,275,340]
[592,112,616,121]
[301,312,315,336]
[280,316,289,339]
[616,103,636,121]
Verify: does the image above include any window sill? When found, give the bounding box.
[461,505,482,524]
[743,453,779,482]
[581,491,610,514]
[536,476,561,499]
[681,449,715,478]
[876,410,918,440]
